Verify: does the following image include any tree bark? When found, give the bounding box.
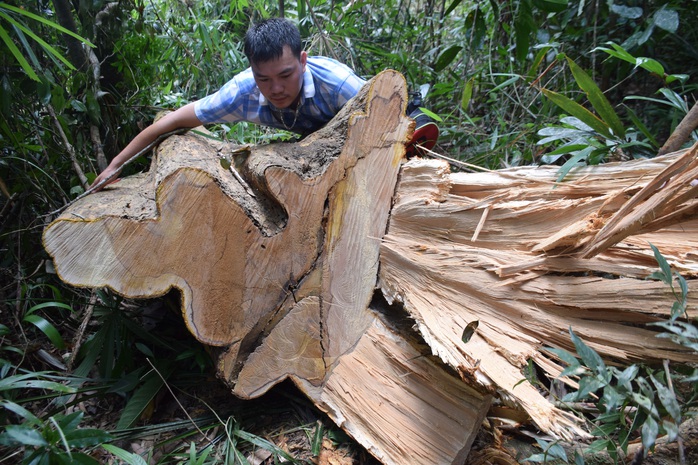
[659,102,698,155]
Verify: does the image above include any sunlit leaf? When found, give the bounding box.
[635,57,665,77]
[460,77,474,111]
[569,327,605,374]
[555,146,594,183]
[565,56,625,138]
[650,374,681,422]
[653,7,679,33]
[610,4,643,19]
[0,2,95,47]
[542,89,611,138]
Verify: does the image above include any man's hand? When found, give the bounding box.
[90,164,122,192]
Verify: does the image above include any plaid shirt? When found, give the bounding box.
[194,56,366,134]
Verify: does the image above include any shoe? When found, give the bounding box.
[406,108,439,157]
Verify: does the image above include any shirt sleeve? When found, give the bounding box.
[194,68,261,124]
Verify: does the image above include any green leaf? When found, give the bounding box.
[594,42,636,66]
[433,45,462,72]
[650,374,681,422]
[514,0,534,62]
[569,327,605,374]
[617,364,639,389]
[444,0,465,17]
[653,7,679,33]
[1,425,47,446]
[0,11,75,70]
[418,107,442,122]
[635,57,665,77]
[533,0,568,13]
[623,105,659,148]
[610,4,643,19]
[650,243,672,284]
[542,89,611,138]
[565,56,625,138]
[460,77,474,111]
[641,416,659,450]
[23,314,66,349]
[0,23,39,81]
[25,301,74,315]
[116,367,171,429]
[461,320,479,343]
[101,444,149,465]
[64,429,112,447]
[555,146,594,183]
[0,3,95,47]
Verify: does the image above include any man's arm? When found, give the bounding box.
[91,102,203,190]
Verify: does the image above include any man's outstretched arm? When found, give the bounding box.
[90,102,203,191]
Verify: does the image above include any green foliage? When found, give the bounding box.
[538,246,697,464]
[0,2,94,81]
[1,0,697,463]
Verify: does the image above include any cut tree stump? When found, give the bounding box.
[43,67,698,461]
[43,70,491,465]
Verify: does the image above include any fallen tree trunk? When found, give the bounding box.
[380,144,698,439]
[43,69,698,462]
[43,70,491,464]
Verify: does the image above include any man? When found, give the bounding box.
[91,17,366,189]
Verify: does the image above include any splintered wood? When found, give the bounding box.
[379,144,698,439]
[43,71,490,465]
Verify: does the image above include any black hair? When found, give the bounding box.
[243,18,302,64]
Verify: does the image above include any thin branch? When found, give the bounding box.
[45,104,89,189]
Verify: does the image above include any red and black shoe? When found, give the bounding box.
[406,108,439,158]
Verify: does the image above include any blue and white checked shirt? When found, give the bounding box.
[194,56,366,134]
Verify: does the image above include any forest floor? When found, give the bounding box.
[84,374,698,465]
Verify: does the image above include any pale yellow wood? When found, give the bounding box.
[380,149,698,440]
[43,70,490,465]
[297,310,492,465]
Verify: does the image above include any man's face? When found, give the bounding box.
[251,45,307,109]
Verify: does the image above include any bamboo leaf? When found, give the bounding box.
[565,56,625,138]
[555,146,593,182]
[1,12,75,70]
[0,3,95,47]
[0,24,40,81]
[116,366,171,429]
[569,327,605,374]
[101,444,149,465]
[444,0,465,17]
[460,77,474,111]
[23,314,66,349]
[542,88,612,138]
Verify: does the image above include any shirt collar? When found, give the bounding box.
[259,67,315,107]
